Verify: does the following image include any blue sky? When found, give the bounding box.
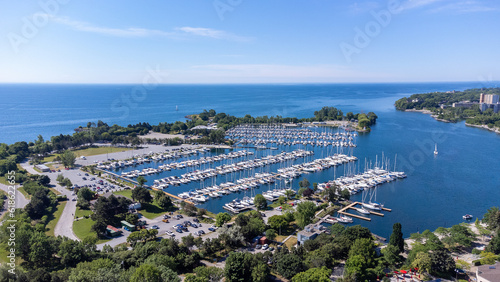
[1,0,499,83]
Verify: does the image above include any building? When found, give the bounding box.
[477,262,500,282]
[106,225,123,237]
[480,103,500,113]
[120,220,136,231]
[297,224,321,245]
[34,164,50,172]
[480,93,499,104]
[128,202,141,210]
[452,101,477,108]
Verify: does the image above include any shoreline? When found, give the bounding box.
[404,108,500,132]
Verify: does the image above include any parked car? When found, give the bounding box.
[163,214,171,219]
[166,231,174,236]
[82,177,87,180]
[175,229,183,233]
[193,218,199,223]
[72,197,77,201]
[269,247,275,251]
[151,225,159,229]
[255,244,262,249]
[191,223,198,228]
[262,244,269,250]
[85,173,89,176]
[208,227,216,232]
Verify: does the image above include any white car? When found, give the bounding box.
[262,244,269,250]
[166,231,174,236]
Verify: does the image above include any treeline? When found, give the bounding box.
[395,87,500,111]
[395,87,500,129]
[0,107,377,176]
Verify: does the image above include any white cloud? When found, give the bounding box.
[401,0,498,13]
[428,1,498,13]
[176,27,252,42]
[48,16,250,41]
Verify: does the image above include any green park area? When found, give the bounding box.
[42,146,134,163]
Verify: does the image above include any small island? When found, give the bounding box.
[395,88,500,133]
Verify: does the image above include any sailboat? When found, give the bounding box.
[434,143,438,155]
[176,105,179,111]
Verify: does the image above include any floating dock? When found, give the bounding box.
[337,201,391,222]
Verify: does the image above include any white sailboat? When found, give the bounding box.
[434,143,438,155]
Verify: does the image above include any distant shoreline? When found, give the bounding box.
[404,108,500,133]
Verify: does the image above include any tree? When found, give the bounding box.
[192,266,224,282]
[136,176,147,187]
[215,212,231,227]
[62,177,72,188]
[411,252,432,274]
[265,229,277,241]
[91,217,108,237]
[156,194,173,210]
[224,252,257,282]
[388,223,404,254]
[292,266,332,282]
[483,207,500,230]
[61,150,76,168]
[130,264,162,282]
[56,173,64,183]
[381,244,402,267]
[132,186,152,204]
[340,188,350,200]
[295,201,316,229]
[275,253,303,279]
[327,186,338,203]
[267,215,288,234]
[486,229,500,254]
[299,178,310,189]
[78,187,94,202]
[254,194,267,210]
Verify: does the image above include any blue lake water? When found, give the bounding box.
[1,82,499,238]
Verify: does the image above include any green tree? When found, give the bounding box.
[131,186,152,204]
[61,150,76,168]
[292,266,332,282]
[381,244,402,267]
[215,212,231,227]
[224,252,257,282]
[388,223,404,253]
[56,173,64,183]
[156,194,173,210]
[130,264,162,282]
[340,188,350,200]
[192,266,224,282]
[299,178,310,189]
[267,215,288,234]
[254,194,267,210]
[486,229,500,254]
[265,229,277,241]
[77,187,94,202]
[411,252,432,274]
[275,253,303,279]
[295,201,316,229]
[136,176,147,187]
[483,207,500,230]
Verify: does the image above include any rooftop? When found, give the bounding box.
[477,262,500,282]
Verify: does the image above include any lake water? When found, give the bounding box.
[1,82,499,238]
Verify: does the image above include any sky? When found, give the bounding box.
[1,0,499,84]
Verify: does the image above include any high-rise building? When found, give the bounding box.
[480,94,499,104]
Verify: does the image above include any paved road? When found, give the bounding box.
[0,183,29,209]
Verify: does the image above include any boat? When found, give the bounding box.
[434,143,438,155]
[354,207,370,215]
[463,214,473,220]
[362,202,382,211]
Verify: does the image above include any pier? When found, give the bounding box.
[337,201,391,222]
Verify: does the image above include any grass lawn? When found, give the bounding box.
[283,236,298,249]
[113,189,133,199]
[45,201,67,237]
[75,207,93,218]
[42,146,134,163]
[73,217,111,244]
[139,203,168,219]
[49,187,61,195]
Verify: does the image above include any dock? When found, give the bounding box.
[151,187,195,205]
[337,201,391,222]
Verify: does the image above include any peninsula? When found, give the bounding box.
[395,88,500,133]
